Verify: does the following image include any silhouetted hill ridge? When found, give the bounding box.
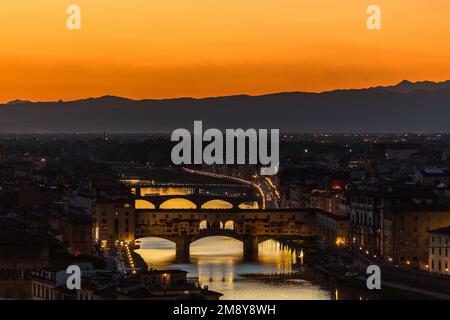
[1,79,450,133]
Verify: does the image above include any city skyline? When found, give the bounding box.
[2,134,450,301]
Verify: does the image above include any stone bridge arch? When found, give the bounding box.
[134,235,177,247]
[135,195,261,210]
[238,201,259,209]
[135,226,280,264]
[160,198,197,209]
[135,199,156,209]
[201,199,233,209]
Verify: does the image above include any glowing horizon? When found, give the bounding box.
[1,0,450,103]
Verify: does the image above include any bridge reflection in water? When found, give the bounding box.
[135,236,296,270]
[135,237,331,300]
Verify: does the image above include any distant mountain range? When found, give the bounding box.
[2,79,450,133]
[374,79,450,93]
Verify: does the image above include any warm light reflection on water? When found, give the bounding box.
[135,236,331,300]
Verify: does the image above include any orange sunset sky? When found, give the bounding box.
[0,0,450,103]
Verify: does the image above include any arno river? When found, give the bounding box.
[135,236,374,300]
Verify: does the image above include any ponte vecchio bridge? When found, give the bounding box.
[134,208,316,262]
[115,168,316,262]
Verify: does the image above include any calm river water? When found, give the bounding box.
[134,236,377,300]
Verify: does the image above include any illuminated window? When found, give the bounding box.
[224,220,235,230]
[199,220,208,230]
[140,187,193,196]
